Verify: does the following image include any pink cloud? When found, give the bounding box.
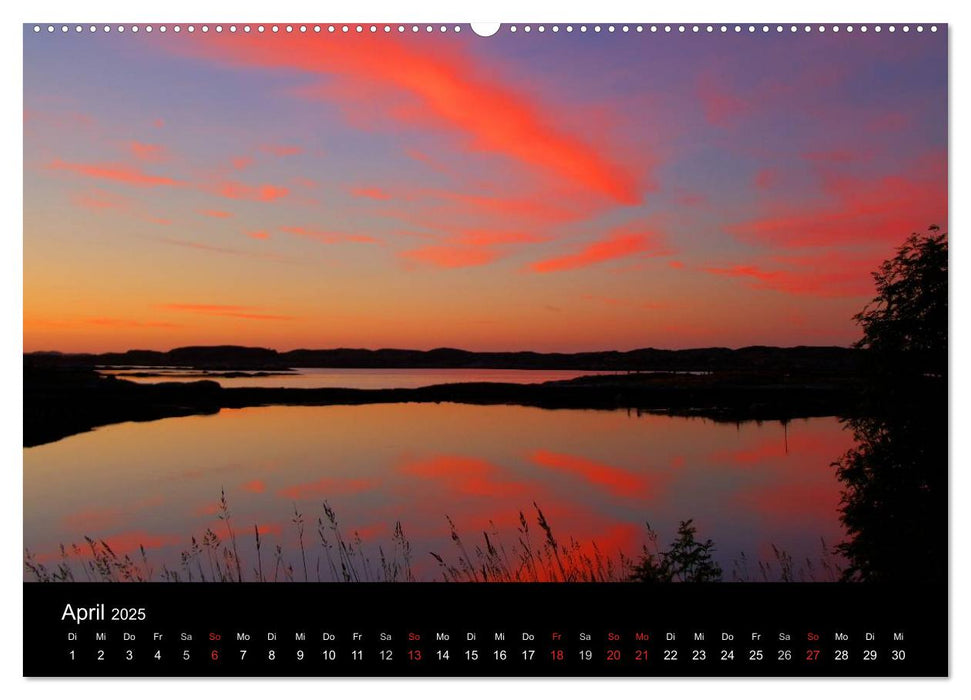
[404,147,457,179]
[160,303,295,321]
[529,225,668,273]
[49,159,183,187]
[280,225,378,244]
[400,229,546,269]
[128,141,168,163]
[350,186,392,201]
[727,166,946,250]
[211,180,289,202]
[177,35,643,204]
[72,188,129,211]
[83,317,182,329]
[703,251,882,297]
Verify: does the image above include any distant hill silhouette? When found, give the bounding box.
[24,344,865,447]
[26,344,859,373]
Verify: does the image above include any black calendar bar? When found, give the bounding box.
[24,582,947,677]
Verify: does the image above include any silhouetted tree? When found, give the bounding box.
[854,226,947,378]
[630,519,723,582]
[834,227,947,583]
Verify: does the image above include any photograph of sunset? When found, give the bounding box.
[24,25,947,585]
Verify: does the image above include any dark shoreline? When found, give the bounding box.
[27,343,859,373]
[24,365,862,447]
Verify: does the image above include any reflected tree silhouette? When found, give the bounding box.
[834,227,947,583]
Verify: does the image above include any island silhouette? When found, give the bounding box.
[25,344,862,447]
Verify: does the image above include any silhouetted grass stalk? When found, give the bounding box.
[24,491,840,583]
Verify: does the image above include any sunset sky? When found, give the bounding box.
[23,26,947,353]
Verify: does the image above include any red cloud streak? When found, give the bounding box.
[280,226,378,244]
[49,159,182,187]
[350,186,392,200]
[178,34,641,204]
[703,251,882,297]
[728,167,946,250]
[161,303,295,321]
[213,180,289,202]
[400,229,545,269]
[530,227,666,273]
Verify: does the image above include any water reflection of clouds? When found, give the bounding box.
[25,404,853,579]
[527,449,667,499]
[278,476,378,501]
[398,454,530,498]
[60,506,125,532]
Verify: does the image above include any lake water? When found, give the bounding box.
[97,367,624,389]
[23,404,852,582]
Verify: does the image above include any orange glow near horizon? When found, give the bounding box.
[24,28,947,353]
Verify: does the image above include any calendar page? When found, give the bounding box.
[22,21,948,678]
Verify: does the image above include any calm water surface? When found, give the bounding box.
[24,403,852,580]
[98,367,623,389]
